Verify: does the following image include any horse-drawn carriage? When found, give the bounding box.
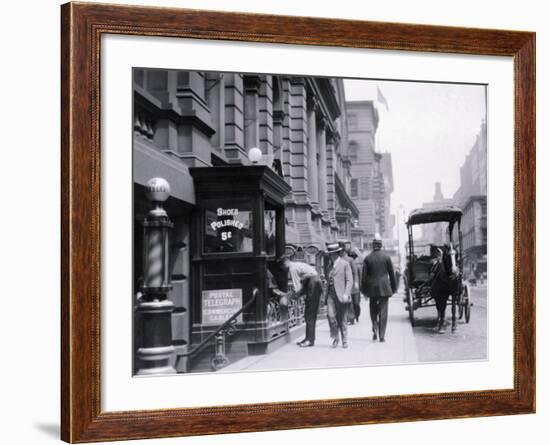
[404,206,471,332]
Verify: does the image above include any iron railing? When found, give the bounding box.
[183,287,259,371]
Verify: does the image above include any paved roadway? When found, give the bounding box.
[223,298,417,373]
[411,285,487,362]
[222,286,487,373]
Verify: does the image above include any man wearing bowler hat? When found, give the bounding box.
[326,243,353,348]
[361,234,397,342]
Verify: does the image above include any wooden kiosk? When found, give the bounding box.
[188,165,292,371]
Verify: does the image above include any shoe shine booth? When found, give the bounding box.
[188,165,292,371]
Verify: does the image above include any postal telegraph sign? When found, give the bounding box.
[201,288,243,325]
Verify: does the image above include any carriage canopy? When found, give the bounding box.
[406,206,463,226]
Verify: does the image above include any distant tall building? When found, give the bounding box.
[454,120,487,202]
[379,152,395,239]
[346,100,394,248]
[454,121,487,279]
[421,182,454,245]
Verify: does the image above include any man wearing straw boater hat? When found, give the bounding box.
[325,242,353,348]
[361,234,397,342]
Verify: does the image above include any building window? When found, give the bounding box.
[338,221,347,237]
[350,179,358,198]
[360,176,371,200]
[272,77,283,156]
[349,141,359,162]
[348,113,358,130]
[264,210,277,256]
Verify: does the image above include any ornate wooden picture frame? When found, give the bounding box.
[61,2,535,442]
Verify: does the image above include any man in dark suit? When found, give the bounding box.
[361,234,397,342]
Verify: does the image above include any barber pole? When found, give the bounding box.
[135,177,176,375]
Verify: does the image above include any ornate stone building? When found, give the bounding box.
[134,70,357,245]
[345,100,394,248]
[453,121,488,280]
[133,69,358,372]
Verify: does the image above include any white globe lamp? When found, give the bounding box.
[145,177,171,202]
[248,147,262,164]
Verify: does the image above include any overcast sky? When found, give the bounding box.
[343,78,486,222]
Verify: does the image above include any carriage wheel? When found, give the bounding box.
[458,290,465,320]
[406,286,415,327]
[463,284,471,324]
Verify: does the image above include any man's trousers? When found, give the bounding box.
[303,276,322,342]
[369,296,389,340]
[347,292,361,322]
[327,288,348,342]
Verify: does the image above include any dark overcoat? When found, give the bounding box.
[361,249,397,298]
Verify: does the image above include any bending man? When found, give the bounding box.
[278,255,322,347]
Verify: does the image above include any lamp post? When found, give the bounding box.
[135,177,176,376]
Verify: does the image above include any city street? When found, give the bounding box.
[223,286,487,373]
[411,285,487,362]
[130,69,489,377]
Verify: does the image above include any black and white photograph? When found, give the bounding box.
[3,0,544,443]
[133,68,487,376]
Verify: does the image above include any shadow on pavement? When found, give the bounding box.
[33,422,59,439]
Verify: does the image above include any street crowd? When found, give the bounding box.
[277,235,397,349]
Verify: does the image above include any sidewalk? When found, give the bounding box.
[223,295,418,372]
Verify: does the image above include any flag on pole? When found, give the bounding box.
[376,86,389,111]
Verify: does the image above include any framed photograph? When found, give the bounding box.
[61,2,535,442]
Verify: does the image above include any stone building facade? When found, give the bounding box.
[133,69,359,371]
[379,152,395,239]
[134,70,358,244]
[460,195,487,280]
[345,100,394,248]
[455,121,488,202]
[453,121,488,280]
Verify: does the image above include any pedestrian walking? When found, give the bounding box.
[361,234,397,342]
[349,249,362,323]
[339,240,359,325]
[278,255,322,347]
[326,243,353,348]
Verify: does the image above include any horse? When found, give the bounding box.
[430,245,461,333]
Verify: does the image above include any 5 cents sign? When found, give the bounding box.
[209,208,244,241]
